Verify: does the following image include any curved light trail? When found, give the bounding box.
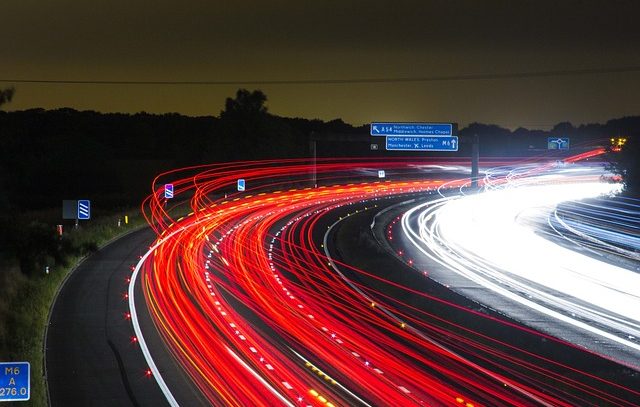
[402,160,640,356]
[128,156,640,406]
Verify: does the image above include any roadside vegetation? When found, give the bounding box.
[0,209,145,406]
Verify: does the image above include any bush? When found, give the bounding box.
[0,208,145,406]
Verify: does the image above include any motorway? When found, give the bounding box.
[47,228,164,406]
[47,155,640,406]
[46,228,207,406]
[330,192,640,406]
[397,164,640,365]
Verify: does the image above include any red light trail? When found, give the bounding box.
[128,155,639,406]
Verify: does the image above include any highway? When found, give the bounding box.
[46,228,166,406]
[330,192,640,406]
[46,227,208,406]
[132,155,640,406]
[399,162,640,365]
[48,155,640,406]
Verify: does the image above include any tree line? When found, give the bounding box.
[1,88,639,211]
[0,88,639,275]
[0,89,369,210]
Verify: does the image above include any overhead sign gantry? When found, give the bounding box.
[370,122,458,151]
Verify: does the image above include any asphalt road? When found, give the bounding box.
[397,194,640,366]
[46,227,205,407]
[327,194,640,404]
[44,184,640,406]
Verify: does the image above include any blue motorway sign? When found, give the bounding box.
[237,179,246,192]
[77,200,91,220]
[0,362,30,401]
[164,183,174,199]
[386,136,458,151]
[371,122,454,137]
[548,137,570,150]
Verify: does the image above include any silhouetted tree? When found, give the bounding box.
[221,89,268,119]
[0,87,14,108]
[216,89,301,160]
[551,121,575,134]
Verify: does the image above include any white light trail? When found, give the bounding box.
[402,167,640,353]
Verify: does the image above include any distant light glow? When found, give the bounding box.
[403,169,640,352]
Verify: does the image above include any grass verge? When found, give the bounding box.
[0,210,147,406]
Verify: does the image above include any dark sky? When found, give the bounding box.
[2,0,640,129]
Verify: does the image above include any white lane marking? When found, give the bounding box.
[129,238,180,406]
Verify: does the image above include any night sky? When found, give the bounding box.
[2,0,640,129]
